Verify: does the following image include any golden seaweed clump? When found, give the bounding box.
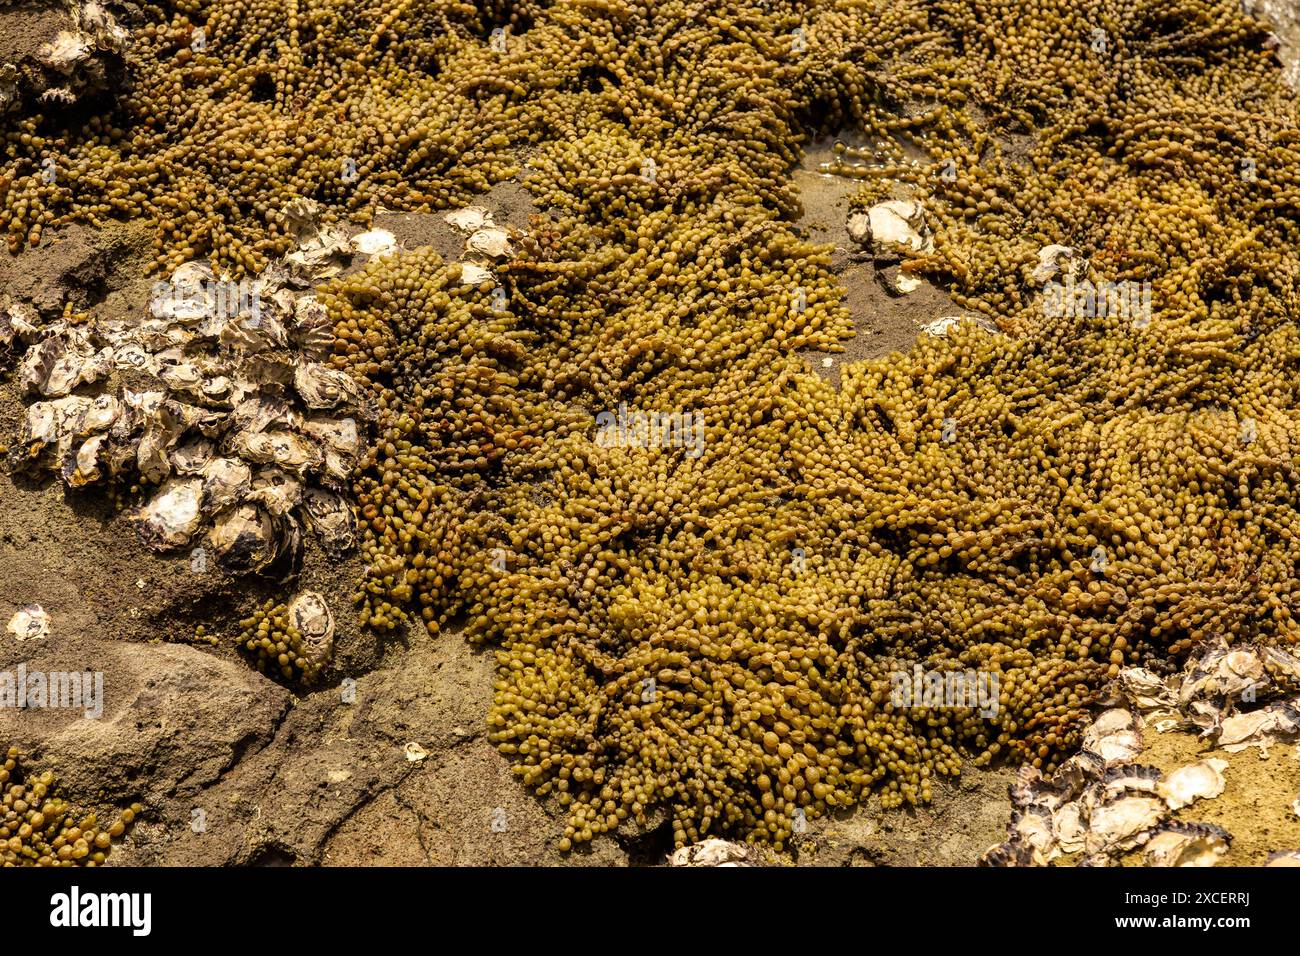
[324,0,1300,851]
[1,747,141,866]
[0,0,522,273]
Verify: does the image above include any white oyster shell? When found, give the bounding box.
[668,839,760,867]
[7,605,51,642]
[133,477,205,550]
[1084,795,1166,856]
[1159,759,1228,810]
[864,200,934,257]
[1142,823,1230,867]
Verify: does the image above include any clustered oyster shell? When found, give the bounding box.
[6,226,366,573]
[980,638,1300,867]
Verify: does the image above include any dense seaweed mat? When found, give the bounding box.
[5,0,1300,851]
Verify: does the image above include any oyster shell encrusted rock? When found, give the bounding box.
[8,231,371,573]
